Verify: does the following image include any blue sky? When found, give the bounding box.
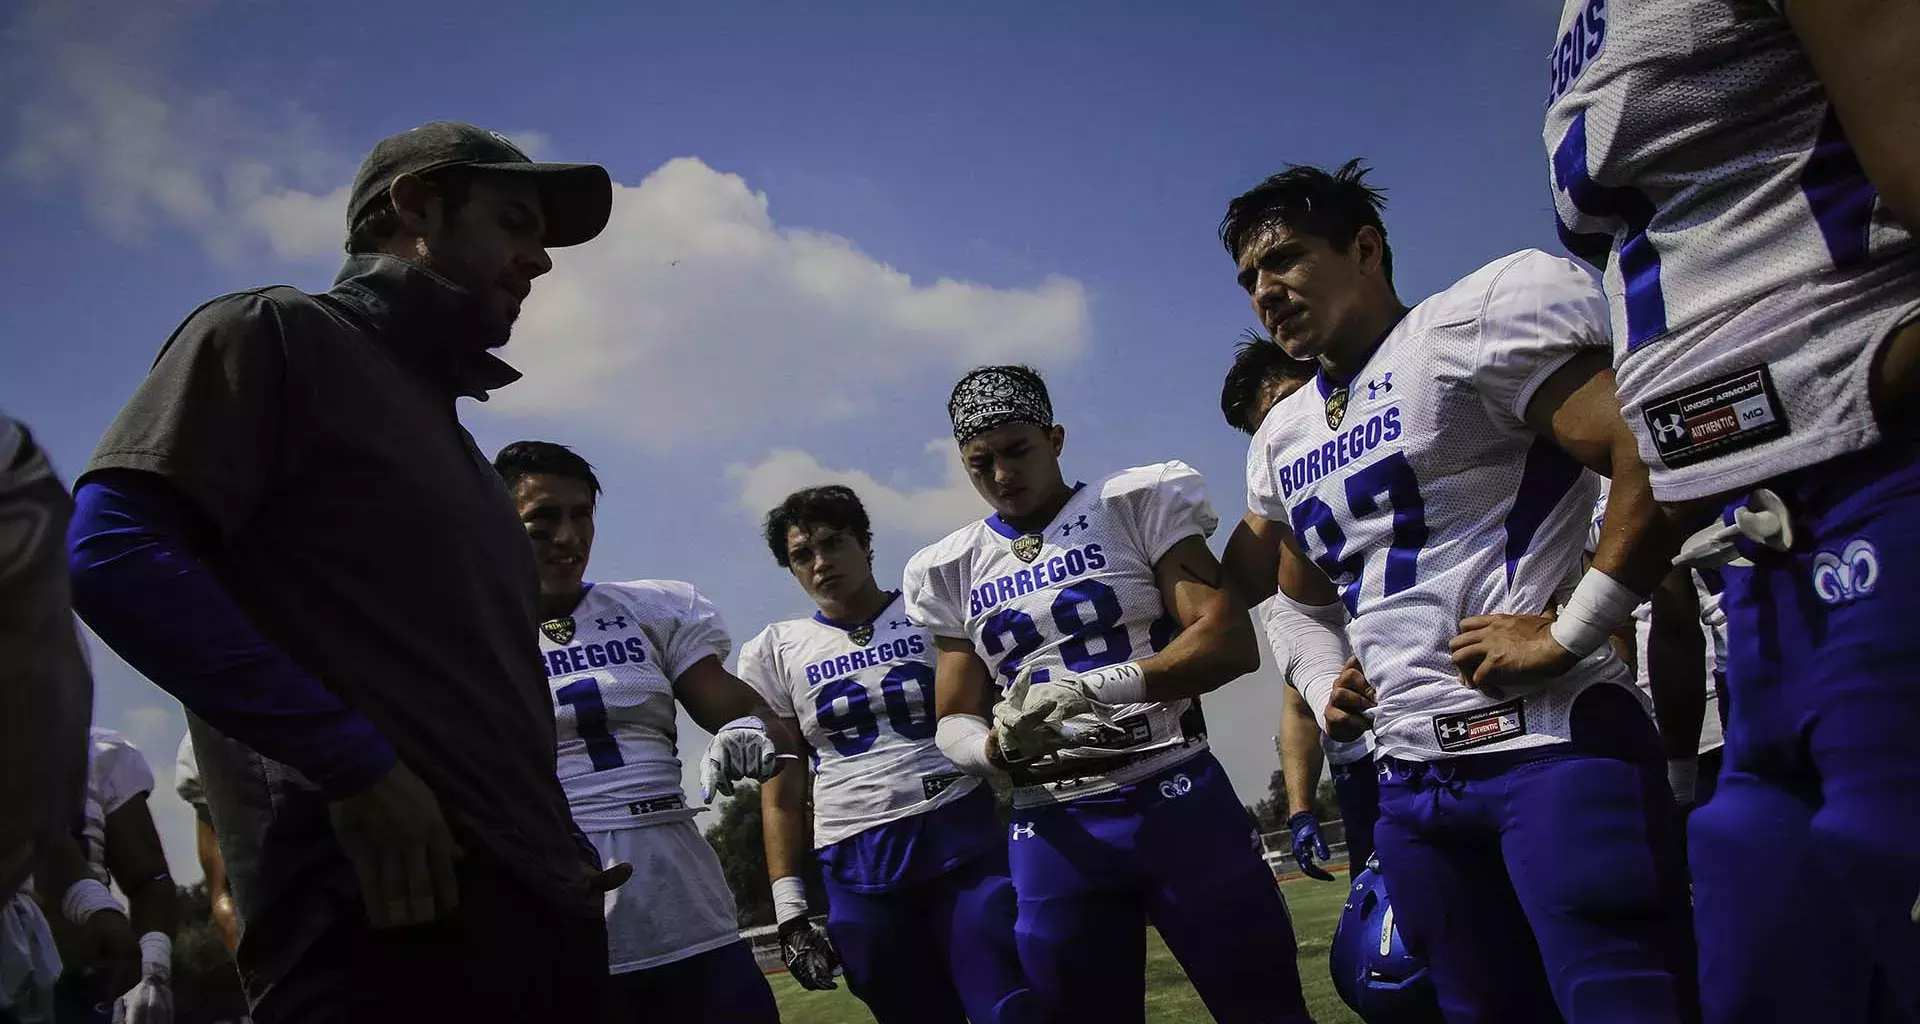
[2,0,1572,882]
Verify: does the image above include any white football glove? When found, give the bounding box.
[992,664,1137,763]
[700,716,780,802]
[111,932,172,1024]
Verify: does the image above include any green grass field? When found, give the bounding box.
[771,872,1362,1023]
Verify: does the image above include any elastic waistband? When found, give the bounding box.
[1376,743,1570,783]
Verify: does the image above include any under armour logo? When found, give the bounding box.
[1812,537,1880,606]
[1010,823,1037,842]
[1438,721,1467,740]
[1367,373,1394,400]
[887,620,912,630]
[1157,773,1194,800]
[1059,515,1090,537]
[597,616,629,631]
[1652,413,1686,444]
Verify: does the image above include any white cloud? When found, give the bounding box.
[5,29,352,266]
[726,440,988,543]
[494,157,1088,444]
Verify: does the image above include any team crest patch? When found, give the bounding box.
[1432,698,1527,753]
[1011,534,1044,563]
[1325,386,1350,430]
[849,624,875,646]
[540,617,577,645]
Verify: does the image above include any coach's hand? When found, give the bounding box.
[778,917,842,991]
[1450,613,1578,697]
[327,760,463,929]
[72,908,141,1008]
[1287,811,1335,882]
[700,717,780,803]
[1324,657,1375,743]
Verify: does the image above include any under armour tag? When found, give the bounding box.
[1432,698,1527,753]
[1641,365,1788,468]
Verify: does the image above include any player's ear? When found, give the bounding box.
[1352,225,1385,277]
[1048,424,1066,456]
[388,172,439,239]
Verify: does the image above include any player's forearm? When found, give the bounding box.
[1588,452,1680,600]
[1647,571,1708,761]
[1139,600,1260,701]
[1279,691,1323,817]
[1222,514,1282,607]
[677,662,805,756]
[759,761,811,883]
[68,474,397,798]
[124,878,178,939]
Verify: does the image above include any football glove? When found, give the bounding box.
[991,666,1096,764]
[699,717,779,803]
[111,932,172,1024]
[778,917,842,991]
[1287,811,1335,882]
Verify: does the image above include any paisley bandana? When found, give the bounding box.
[948,365,1054,445]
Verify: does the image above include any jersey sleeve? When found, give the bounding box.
[1245,427,1290,524]
[735,628,794,719]
[173,732,205,810]
[662,585,733,680]
[90,731,156,816]
[1472,250,1612,430]
[903,544,969,640]
[1125,461,1219,563]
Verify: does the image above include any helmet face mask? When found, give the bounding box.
[1329,862,1446,1023]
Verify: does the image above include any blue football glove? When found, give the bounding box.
[1287,811,1334,882]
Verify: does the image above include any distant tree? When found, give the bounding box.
[1248,766,1339,833]
[702,782,828,927]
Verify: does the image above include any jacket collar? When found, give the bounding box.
[327,254,522,400]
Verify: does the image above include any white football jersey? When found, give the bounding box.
[739,592,979,849]
[1544,0,1920,501]
[905,462,1215,806]
[1257,597,1371,766]
[539,581,730,830]
[1588,486,1724,754]
[79,729,156,884]
[1248,250,1639,763]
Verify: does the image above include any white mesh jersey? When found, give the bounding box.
[1590,487,1726,754]
[539,580,730,830]
[1544,0,1920,501]
[78,729,156,884]
[1257,597,1372,767]
[1248,250,1639,763]
[738,591,980,849]
[905,462,1215,807]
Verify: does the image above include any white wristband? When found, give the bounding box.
[60,878,123,926]
[770,875,809,926]
[935,714,999,777]
[1079,661,1146,705]
[1549,569,1641,659]
[138,931,172,979]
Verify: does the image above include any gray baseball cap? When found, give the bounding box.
[348,121,613,247]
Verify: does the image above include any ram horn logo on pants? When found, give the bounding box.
[1158,773,1194,800]
[1812,538,1880,606]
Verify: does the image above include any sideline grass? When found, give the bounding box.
[770,872,1363,1023]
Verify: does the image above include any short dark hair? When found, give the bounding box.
[1221,331,1318,435]
[1219,159,1393,286]
[763,485,873,568]
[492,440,602,499]
[346,167,477,254]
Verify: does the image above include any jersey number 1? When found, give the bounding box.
[556,676,626,771]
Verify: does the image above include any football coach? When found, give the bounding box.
[69,122,624,1024]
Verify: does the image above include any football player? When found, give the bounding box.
[494,441,795,1024]
[1545,2,1920,1017]
[1220,163,1696,1022]
[1221,338,1378,879]
[44,729,176,1024]
[906,365,1312,1024]
[737,485,1036,1023]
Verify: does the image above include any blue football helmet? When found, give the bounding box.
[1330,857,1445,1023]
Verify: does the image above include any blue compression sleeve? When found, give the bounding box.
[67,473,396,798]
